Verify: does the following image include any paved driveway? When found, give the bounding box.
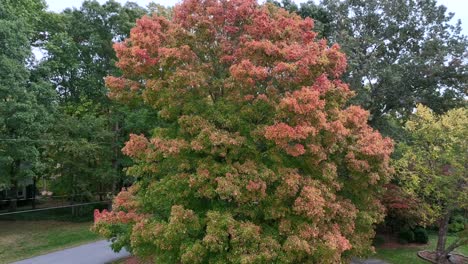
[12,240,129,264]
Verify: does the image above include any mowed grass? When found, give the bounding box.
[0,220,100,264]
[374,233,468,264]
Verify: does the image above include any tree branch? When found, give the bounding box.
[444,237,468,255]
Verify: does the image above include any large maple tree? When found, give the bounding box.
[94,0,393,262]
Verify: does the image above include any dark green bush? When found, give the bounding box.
[372,235,386,246]
[413,227,429,244]
[397,237,408,244]
[398,229,415,244]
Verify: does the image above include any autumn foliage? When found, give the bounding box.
[93,0,393,262]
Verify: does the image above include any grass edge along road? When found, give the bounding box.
[0,220,99,264]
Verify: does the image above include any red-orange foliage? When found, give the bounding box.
[381,184,431,230]
[94,1,393,263]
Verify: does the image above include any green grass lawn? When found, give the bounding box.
[0,220,100,264]
[374,233,468,264]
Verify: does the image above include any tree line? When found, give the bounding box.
[0,0,164,210]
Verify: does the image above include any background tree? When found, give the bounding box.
[268,0,331,39]
[37,0,146,103]
[36,0,158,195]
[94,0,394,262]
[395,105,467,263]
[380,183,431,233]
[0,0,55,210]
[45,100,113,203]
[274,0,468,138]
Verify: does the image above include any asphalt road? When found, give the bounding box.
[11,240,129,264]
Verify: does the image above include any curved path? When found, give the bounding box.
[12,240,129,264]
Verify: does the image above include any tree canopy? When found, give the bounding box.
[395,105,467,262]
[273,0,468,136]
[93,0,394,262]
[0,0,54,209]
[33,0,157,198]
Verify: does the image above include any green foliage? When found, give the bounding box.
[94,1,395,262]
[269,0,331,38]
[396,227,430,245]
[38,0,146,103]
[34,0,155,196]
[449,215,466,234]
[0,0,55,204]
[414,227,429,244]
[398,229,415,244]
[45,103,113,199]
[0,0,46,32]
[396,105,468,219]
[395,105,468,256]
[372,235,385,247]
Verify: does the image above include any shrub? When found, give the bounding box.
[448,215,466,233]
[398,229,415,244]
[413,227,429,244]
[372,235,386,247]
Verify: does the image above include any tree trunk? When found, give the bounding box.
[99,183,103,201]
[71,174,77,217]
[111,120,120,194]
[8,160,21,212]
[435,211,451,264]
[32,177,36,209]
[8,180,18,212]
